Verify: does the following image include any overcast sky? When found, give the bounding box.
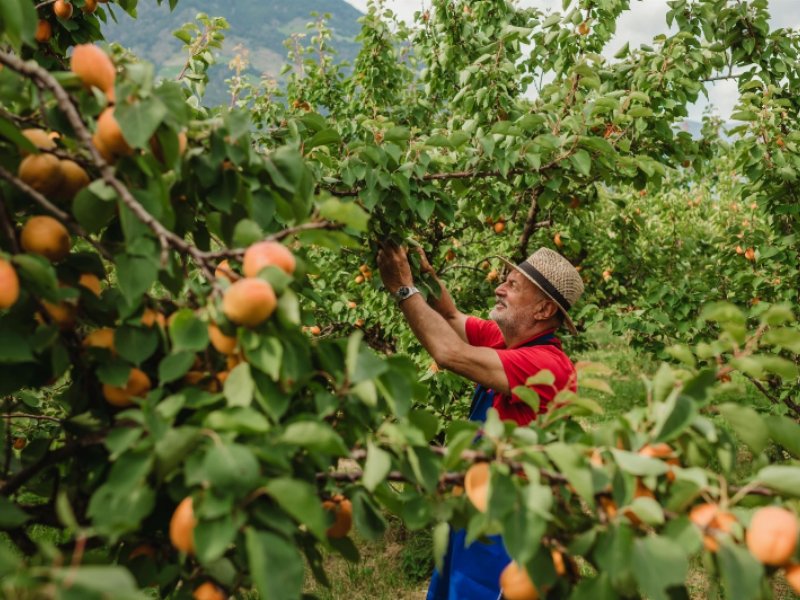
[344,0,799,122]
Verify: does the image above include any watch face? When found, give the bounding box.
[396,286,411,298]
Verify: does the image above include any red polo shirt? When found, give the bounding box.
[465,317,577,425]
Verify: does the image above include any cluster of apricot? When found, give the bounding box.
[35,0,107,44]
[166,492,352,599]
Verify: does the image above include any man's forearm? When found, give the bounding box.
[398,294,461,366]
[426,272,459,320]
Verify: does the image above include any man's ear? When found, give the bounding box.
[533,299,559,321]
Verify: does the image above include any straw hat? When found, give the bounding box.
[498,248,584,335]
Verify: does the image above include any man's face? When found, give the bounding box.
[489,270,551,333]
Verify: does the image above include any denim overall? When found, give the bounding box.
[427,334,557,600]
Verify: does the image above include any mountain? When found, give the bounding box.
[101,0,364,105]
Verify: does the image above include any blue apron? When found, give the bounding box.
[427,334,557,600]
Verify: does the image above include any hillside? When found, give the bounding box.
[101,0,364,104]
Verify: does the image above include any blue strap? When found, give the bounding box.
[467,333,557,423]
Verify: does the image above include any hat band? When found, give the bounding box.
[516,261,571,311]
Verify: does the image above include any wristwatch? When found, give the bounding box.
[393,285,420,303]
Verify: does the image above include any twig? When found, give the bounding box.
[0,192,19,253]
[203,221,344,260]
[0,413,62,424]
[516,186,542,262]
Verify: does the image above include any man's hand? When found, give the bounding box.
[376,243,413,293]
[412,247,436,275]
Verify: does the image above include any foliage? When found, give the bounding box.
[0,0,799,599]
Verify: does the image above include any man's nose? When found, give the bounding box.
[495,281,506,296]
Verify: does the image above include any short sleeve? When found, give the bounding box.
[465,316,505,349]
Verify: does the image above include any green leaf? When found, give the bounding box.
[631,535,688,600]
[0,0,37,49]
[318,198,369,232]
[50,566,143,598]
[717,541,764,600]
[306,128,340,149]
[0,329,34,364]
[232,219,264,247]
[265,478,327,540]
[362,441,391,492]
[245,528,304,600]
[545,443,594,506]
[115,96,168,148]
[652,394,695,442]
[280,421,348,455]
[73,188,117,233]
[432,521,450,574]
[625,497,664,526]
[114,326,159,366]
[169,310,208,352]
[754,465,800,497]
[223,363,254,408]
[762,327,800,353]
[0,497,29,529]
[570,149,592,176]
[718,403,768,454]
[244,336,282,380]
[610,449,668,476]
[195,513,238,564]
[764,416,800,459]
[203,443,260,493]
[115,254,158,306]
[158,351,196,384]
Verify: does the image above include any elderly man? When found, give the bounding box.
[376,243,584,600]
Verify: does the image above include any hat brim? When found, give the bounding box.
[496,256,578,336]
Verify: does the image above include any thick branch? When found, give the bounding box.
[515,186,542,262]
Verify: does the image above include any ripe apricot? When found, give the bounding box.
[53,0,73,19]
[578,22,590,35]
[735,245,744,255]
[354,318,365,328]
[20,216,71,262]
[35,20,52,43]
[96,107,132,158]
[744,247,756,261]
[785,563,800,595]
[81,0,97,13]
[18,153,64,196]
[553,232,563,248]
[102,367,151,407]
[83,327,115,352]
[214,259,235,282]
[0,259,20,309]
[71,44,115,98]
[222,278,277,327]
[12,437,26,450]
[499,561,538,600]
[464,462,490,513]
[140,307,165,328]
[494,221,506,234]
[208,323,237,355]
[551,550,566,577]
[193,582,225,600]
[20,129,56,156]
[242,241,296,277]
[41,300,76,329]
[77,272,101,296]
[323,495,353,539]
[602,269,612,281]
[746,506,798,566]
[690,503,736,552]
[169,496,196,554]
[58,159,91,201]
[347,301,357,309]
[308,325,321,336]
[486,269,499,282]
[354,274,365,284]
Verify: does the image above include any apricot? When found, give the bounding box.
[746,506,798,566]
[53,0,73,19]
[35,20,52,43]
[464,462,490,513]
[551,550,566,577]
[578,22,590,35]
[20,216,71,262]
[744,247,756,261]
[81,0,97,13]
[785,563,800,595]
[96,107,132,158]
[102,367,151,407]
[0,259,20,309]
[150,131,188,163]
[20,129,56,156]
[354,274,365,284]
[71,44,115,98]
[140,307,165,328]
[78,273,101,296]
[208,323,237,355]
[309,325,321,336]
[169,496,196,554]
[554,232,563,248]
[222,278,277,327]
[193,582,225,600]
[83,327,115,352]
[347,301,357,309]
[242,240,296,277]
[499,561,538,600]
[494,221,506,234]
[323,495,353,539]
[690,503,736,552]
[58,159,91,201]
[40,300,76,329]
[18,153,64,196]
[214,259,235,282]
[12,437,26,450]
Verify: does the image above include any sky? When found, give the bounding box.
[344,0,800,122]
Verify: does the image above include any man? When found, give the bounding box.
[376,243,584,600]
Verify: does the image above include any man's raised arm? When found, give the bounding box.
[412,248,468,342]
